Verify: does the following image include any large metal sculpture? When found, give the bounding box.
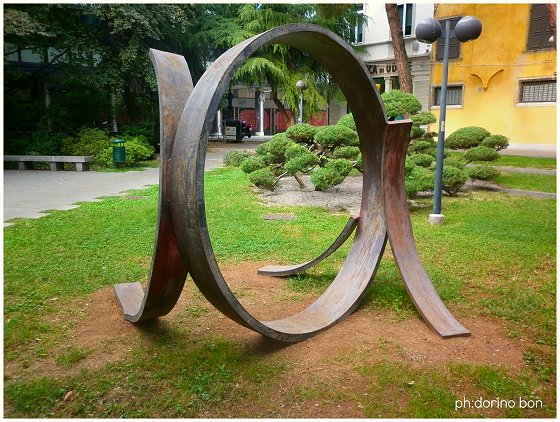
[114,24,470,342]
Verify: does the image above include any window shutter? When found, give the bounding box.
[527,4,553,51]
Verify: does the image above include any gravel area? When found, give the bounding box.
[259,174,363,216]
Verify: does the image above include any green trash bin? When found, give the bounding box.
[112,139,126,169]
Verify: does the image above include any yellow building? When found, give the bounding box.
[431,3,556,151]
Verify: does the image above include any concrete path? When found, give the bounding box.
[3,139,267,225]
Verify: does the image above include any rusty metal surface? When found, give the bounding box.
[257,216,359,277]
[113,24,469,342]
[169,24,388,342]
[114,49,192,321]
[383,121,470,338]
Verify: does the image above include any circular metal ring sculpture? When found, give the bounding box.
[114,24,470,342]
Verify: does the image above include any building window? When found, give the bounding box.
[435,17,461,61]
[526,4,553,51]
[433,85,463,106]
[353,4,364,44]
[519,79,556,103]
[397,4,414,36]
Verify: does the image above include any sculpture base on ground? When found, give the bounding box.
[428,214,445,225]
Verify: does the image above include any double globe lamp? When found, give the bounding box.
[415,16,482,224]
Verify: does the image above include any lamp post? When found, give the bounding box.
[296,79,308,124]
[415,16,482,225]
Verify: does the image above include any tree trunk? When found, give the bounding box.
[270,83,294,127]
[385,3,413,93]
[546,4,556,48]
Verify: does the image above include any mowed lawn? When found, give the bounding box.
[4,167,556,418]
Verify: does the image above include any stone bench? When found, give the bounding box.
[4,155,94,172]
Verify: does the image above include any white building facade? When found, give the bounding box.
[356,3,435,111]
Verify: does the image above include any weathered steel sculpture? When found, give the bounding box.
[114,24,470,341]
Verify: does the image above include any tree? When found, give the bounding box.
[385,4,413,93]
[193,4,365,127]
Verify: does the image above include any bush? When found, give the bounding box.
[481,134,509,151]
[248,168,277,190]
[467,165,500,181]
[427,147,450,159]
[26,131,66,155]
[61,127,111,158]
[464,146,500,163]
[442,166,468,195]
[409,153,434,168]
[381,90,422,118]
[332,146,360,160]
[121,123,156,148]
[405,165,434,198]
[257,134,295,164]
[285,123,318,144]
[284,153,320,175]
[285,144,310,161]
[443,158,465,170]
[96,137,155,167]
[311,159,353,191]
[314,125,358,148]
[445,126,491,149]
[410,126,425,139]
[240,156,267,174]
[410,111,437,126]
[223,151,252,167]
[337,113,356,131]
[409,140,435,154]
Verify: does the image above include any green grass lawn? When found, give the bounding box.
[494,172,557,193]
[447,151,556,169]
[4,168,556,418]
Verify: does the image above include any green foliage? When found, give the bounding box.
[464,146,500,163]
[311,159,353,191]
[405,165,434,198]
[336,113,356,131]
[284,153,320,175]
[26,131,66,155]
[248,167,277,190]
[223,151,252,167]
[121,123,156,148]
[410,111,437,126]
[467,165,500,181]
[314,124,358,148]
[284,144,309,160]
[96,137,155,167]
[381,90,422,118]
[257,134,296,164]
[332,146,360,160]
[240,156,267,174]
[409,153,434,168]
[443,158,465,170]
[409,140,435,154]
[427,147,450,159]
[481,134,509,151]
[441,166,468,195]
[285,123,318,144]
[445,126,491,149]
[61,128,111,159]
[410,126,425,139]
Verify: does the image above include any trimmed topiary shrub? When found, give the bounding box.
[314,125,359,148]
[285,123,318,144]
[240,155,267,174]
[337,113,356,131]
[442,165,468,195]
[464,146,500,163]
[410,111,437,126]
[381,89,422,118]
[445,126,491,150]
[409,153,434,168]
[467,165,500,181]
[248,168,277,190]
[332,146,360,160]
[481,134,509,151]
[410,126,426,139]
[285,152,320,175]
[311,158,353,191]
[443,157,465,170]
[405,165,434,198]
[223,150,253,167]
[409,140,436,154]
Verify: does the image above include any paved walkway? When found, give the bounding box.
[3,139,267,226]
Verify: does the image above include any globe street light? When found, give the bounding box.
[416,16,482,225]
[296,79,308,124]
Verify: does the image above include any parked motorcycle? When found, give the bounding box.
[241,121,252,139]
